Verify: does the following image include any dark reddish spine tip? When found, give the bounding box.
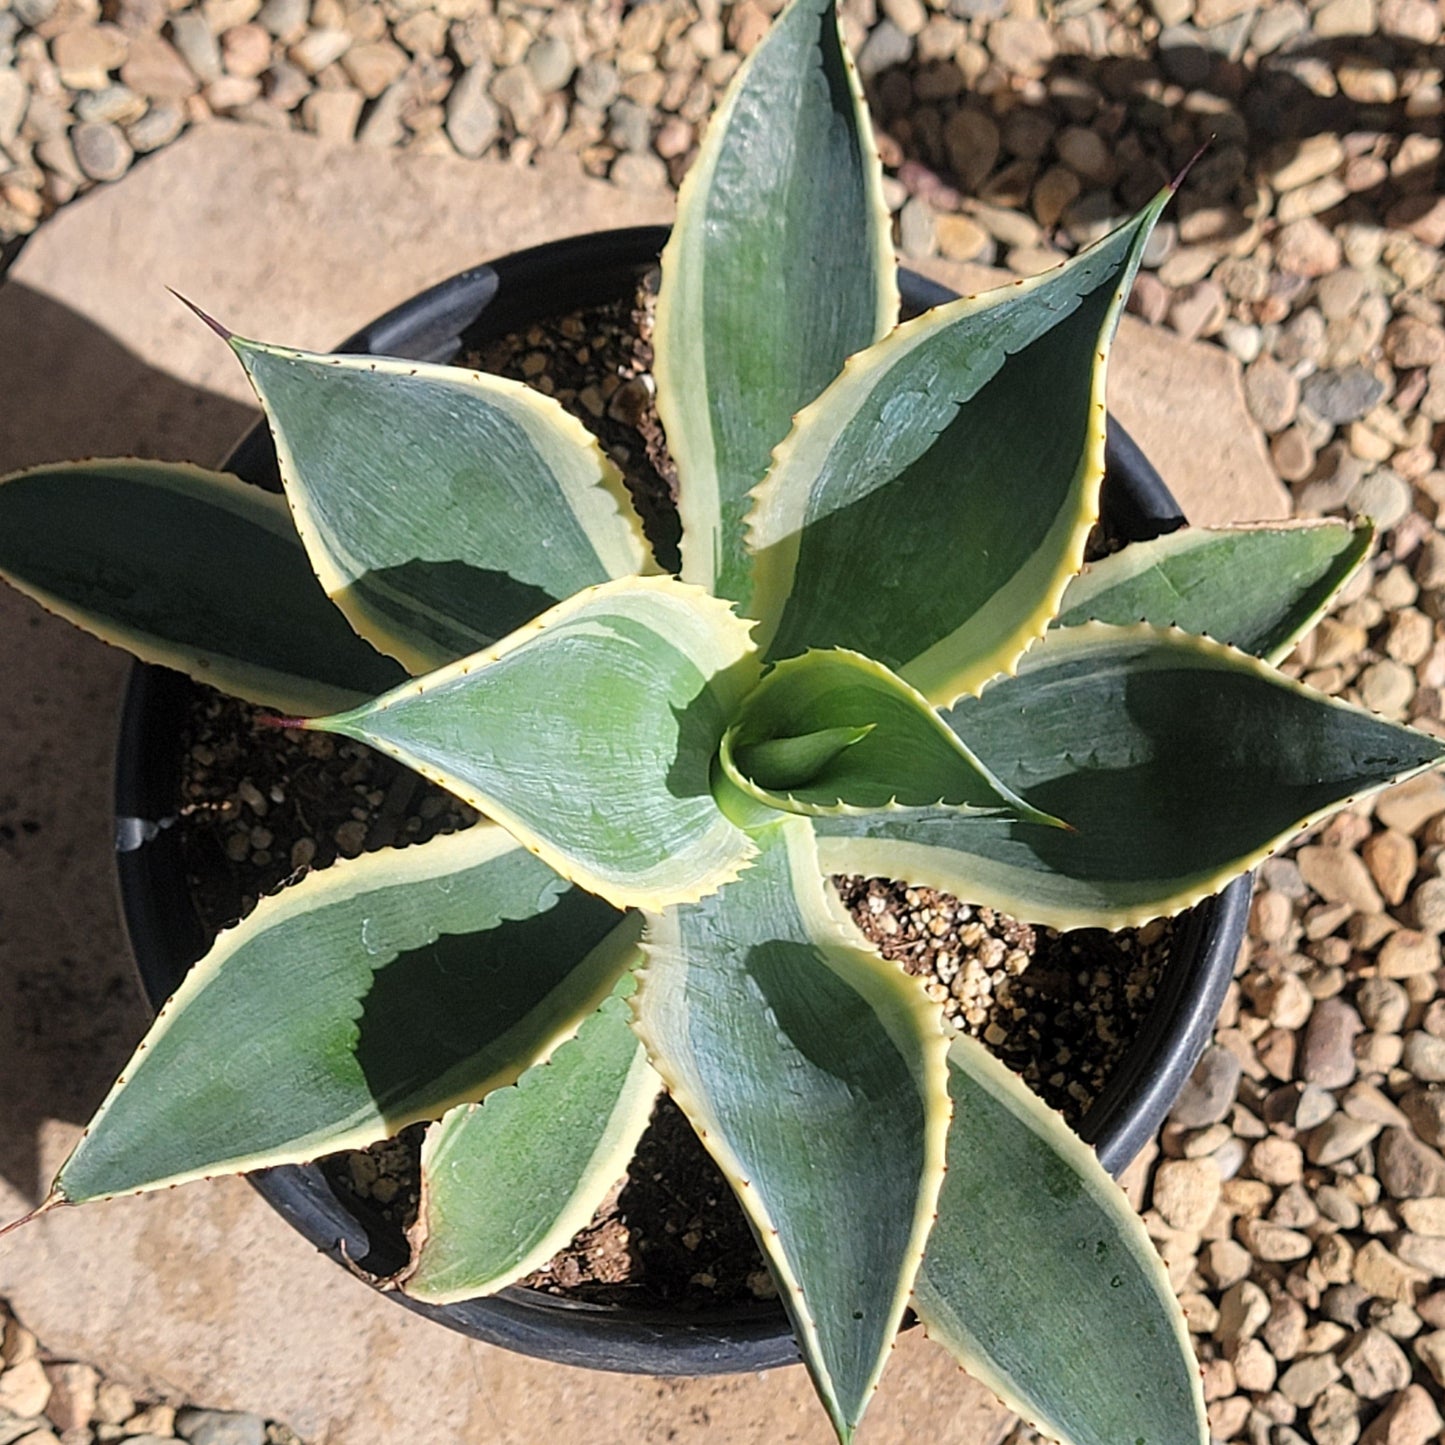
[0,1193,63,1238]
[166,288,234,341]
[255,713,310,731]
[1170,137,1213,193]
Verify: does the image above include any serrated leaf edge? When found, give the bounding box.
[54,825,634,1203]
[822,619,1445,930]
[629,819,951,1442]
[401,978,662,1304]
[1056,517,1375,666]
[744,189,1171,707]
[313,575,763,912]
[0,458,375,715]
[913,1032,1207,1445]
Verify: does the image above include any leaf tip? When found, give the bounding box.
[254,712,312,732]
[1169,137,1212,193]
[0,1190,64,1239]
[167,288,234,342]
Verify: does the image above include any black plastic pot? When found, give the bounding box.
[114,227,1250,1378]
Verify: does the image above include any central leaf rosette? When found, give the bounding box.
[294,579,1064,918]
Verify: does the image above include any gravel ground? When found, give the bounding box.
[0,1295,302,1445]
[6,0,1445,1441]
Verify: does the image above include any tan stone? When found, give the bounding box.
[1353,1239,1430,1302]
[1153,1157,1221,1233]
[1298,845,1385,914]
[1360,1383,1444,1445]
[0,123,1013,1445]
[1399,1197,1445,1234]
[0,1359,52,1418]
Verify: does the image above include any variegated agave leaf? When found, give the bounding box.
[633,816,950,1443]
[1056,517,1373,663]
[403,971,659,1303]
[655,0,896,609]
[51,826,638,1204]
[914,1035,1208,1445]
[819,623,1445,931]
[228,333,655,674]
[0,460,404,715]
[745,185,1172,708]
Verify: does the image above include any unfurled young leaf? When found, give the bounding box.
[718,648,1059,825]
[231,337,654,673]
[307,576,762,911]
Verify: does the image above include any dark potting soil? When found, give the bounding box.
[172,278,1174,1313]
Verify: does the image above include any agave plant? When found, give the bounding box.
[0,2,1437,1442]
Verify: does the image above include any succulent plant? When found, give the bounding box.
[0,2,1438,1442]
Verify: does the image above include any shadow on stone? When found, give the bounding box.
[0,282,259,476]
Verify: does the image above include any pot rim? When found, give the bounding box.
[113,225,1248,1378]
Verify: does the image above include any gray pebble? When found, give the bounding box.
[1300,996,1364,1089]
[857,19,912,79]
[1250,0,1309,51]
[175,1410,266,1445]
[898,196,936,259]
[1340,1326,1412,1399]
[1243,353,1300,433]
[1377,1126,1445,1198]
[446,66,499,159]
[125,101,184,154]
[1349,467,1414,531]
[491,64,543,133]
[170,12,222,84]
[526,35,574,93]
[356,81,405,147]
[608,96,652,154]
[12,0,58,25]
[1301,366,1388,424]
[1171,1044,1242,1127]
[0,66,27,147]
[611,151,668,190]
[1356,976,1409,1032]
[1307,1115,1382,1165]
[258,0,308,42]
[1412,875,1445,930]
[574,59,618,110]
[71,121,133,182]
[75,84,146,126]
[1405,1030,1445,1082]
